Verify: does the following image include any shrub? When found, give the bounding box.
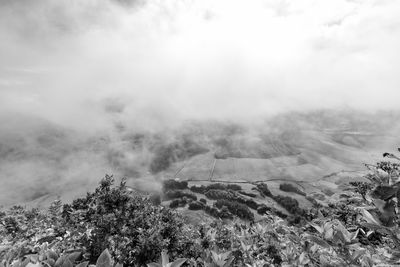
[244,199,259,210]
[257,204,270,215]
[226,184,242,191]
[188,201,205,210]
[163,180,188,191]
[279,183,306,196]
[199,198,207,204]
[256,183,273,197]
[61,175,195,266]
[205,189,236,200]
[203,205,233,220]
[214,200,254,221]
[206,183,227,190]
[190,185,207,194]
[164,190,197,201]
[273,195,305,217]
[238,191,256,198]
[169,199,182,208]
[190,183,241,194]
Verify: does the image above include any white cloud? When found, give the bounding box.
[0,0,399,128]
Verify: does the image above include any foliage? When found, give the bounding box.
[188,201,205,211]
[238,191,256,198]
[214,200,254,221]
[279,183,306,196]
[0,175,199,267]
[273,195,305,217]
[164,190,197,201]
[255,183,272,197]
[5,149,400,266]
[190,183,241,194]
[162,180,188,192]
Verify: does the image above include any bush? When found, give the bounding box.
[205,190,258,210]
[164,190,197,201]
[244,199,259,210]
[214,200,254,221]
[238,191,257,198]
[203,205,233,220]
[163,180,188,191]
[256,183,273,197]
[190,185,207,194]
[273,195,305,217]
[169,199,185,208]
[226,184,242,191]
[190,183,241,194]
[188,201,205,210]
[61,175,196,266]
[279,183,306,196]
[257,204,270,215]
[199,198,207,204]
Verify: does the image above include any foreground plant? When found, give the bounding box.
[146,250,186,267]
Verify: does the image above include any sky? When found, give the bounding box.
[0,0,400,131]
[1,0,400,205]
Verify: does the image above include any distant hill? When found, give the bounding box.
[1,109,399,207]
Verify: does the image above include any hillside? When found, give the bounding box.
[1,110,399,208]
[2,149,400,266]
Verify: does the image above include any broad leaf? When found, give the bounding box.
[161,250,169,266]
[76,261,89,267]
[96,249,112,267]
[61,259,73,267]
[309,222,323,235]
[67,252,82,263]
[169,258,187,267]
[359,208,382,226]
[305,235,330,248]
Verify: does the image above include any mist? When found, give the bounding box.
[1,0,400,205]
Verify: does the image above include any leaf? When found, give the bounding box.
[211,251,231,267]
[26,264,41,267]
[324,226,334,241]
[67,252,82,263]
[146,264,161,267]
[223,256,234,267]
[350,229,360,241]
[359,208,382,226]
[19,258,30,267]
[161,250,169,266]
[61,259,73,267]
[335,222,351,243]
[309,222,323,235]
[42,259,56,267]
[169,258,187,267]
[305,235,330,248]
[46,251,59,262]
[114,264,123,267]
[76,262,89,267]
[351,249,366,263]
[96,249,112,267]
[298,252,310,265]
[373,199,387,213]
[55,256,66,267]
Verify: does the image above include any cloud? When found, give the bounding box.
[0,0,400,204]
[0,0,400,129]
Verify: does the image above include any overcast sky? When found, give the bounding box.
[1,0,400,130]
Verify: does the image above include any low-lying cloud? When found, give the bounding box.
[1,0,400,205]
